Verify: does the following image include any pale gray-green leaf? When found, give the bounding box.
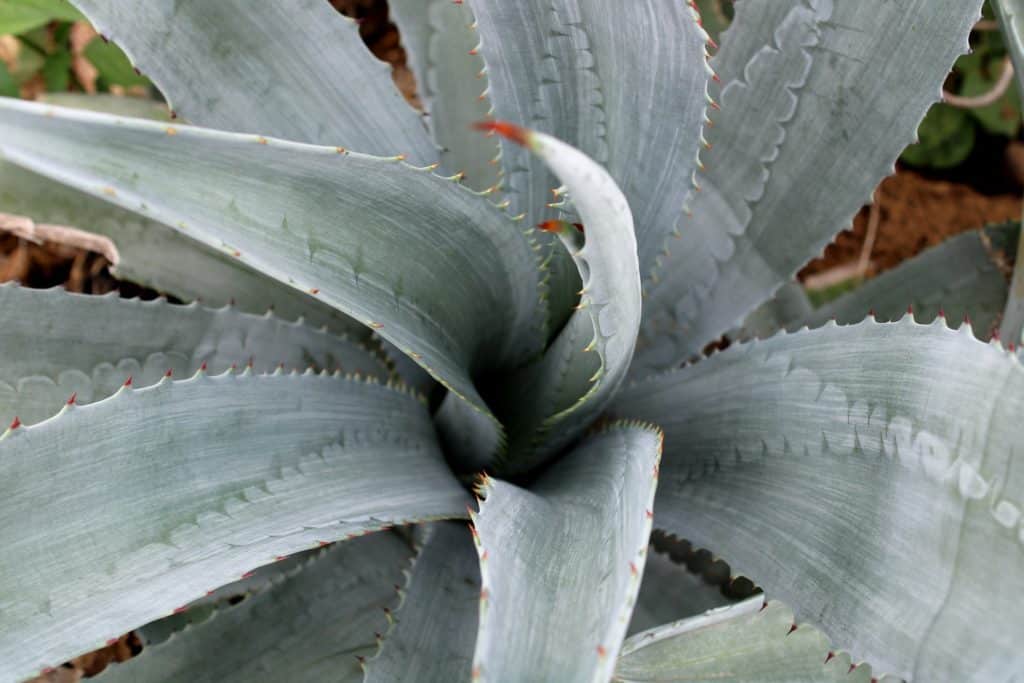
[0,158,366,336]
[994,0,1024,346]
[134,548,317,648]
[0,372,467,681]
[487,129,641,474]
[389,0,500,192]
[636,0,983,376]
[69,0,437,162]
[611,317,1024,680]
[804,223,1018,340]
[364,522,479,683]
[0,98,545,434]
[616,599,883,682]
[732,280,812,342]
[626,548,737,637]
[0,283,389,425]
[100,533,412,683]
[467,0,710,282]
[471,424,661,682]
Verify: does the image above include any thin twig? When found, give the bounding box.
[856,195,881,280]
[943,56,1015,108]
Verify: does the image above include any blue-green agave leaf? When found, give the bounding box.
[0,157,367,337]
[364,522,479,682]
[470,424,661,682]
[626,547,738,638]
[467,0,711,283]
[611,316,1024,680]
[0,372,467,681]
[97,532,412,683]
[477,124,641,474]
[68,0,437,162]
[389,0,501,193]
[615,599,894,682]
[992,0,1024,346]
[732,280,813,343]
[636,0,984,377]
[0,98,546,437]
[804,223,1019,340]
[0,283,390,425]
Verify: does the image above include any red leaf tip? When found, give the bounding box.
[123,376,133,387]
[8,416,21,430]
[473,120,531,147]
[67,393,77,406]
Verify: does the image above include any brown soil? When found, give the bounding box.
[801,166,1023,280]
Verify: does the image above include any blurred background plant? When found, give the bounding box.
[0,0,151,99]
[902,2,1021,169]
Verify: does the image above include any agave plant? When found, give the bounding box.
[0,0,1020,680]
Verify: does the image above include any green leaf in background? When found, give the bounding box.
[0,0,82,35]
[901,103,976,168]
[9,37,44,83]
[83,35,150,88]
[694,0,733,45]
[40,46,69,91]
[963,63,1021,137]
[0,61,17,97]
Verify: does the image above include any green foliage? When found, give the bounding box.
[0,0,150,97]
[82,36,148,87]
[0,0,81,35]
[2,0,1021,681]
[903,4,1022,169]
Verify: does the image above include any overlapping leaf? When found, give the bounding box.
[364,523,479,682]
[467,0,711,284]
[612,317,1024,680]
[804,223,1018,339]
[477,126,641,473]
[0,98,546,439]
[69,0,437,162]
[0,283,389,425]
[636,0,984,376]
[616,599,891,682]
[389,0,501,192]
[100,533,412,683]
[470,424,661,682]
[0,158,366,337]
[0,372,467,681]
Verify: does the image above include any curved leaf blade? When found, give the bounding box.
[636,0,983,376]
[389,0,501,192]
[612,317,1024,680]
[0,98,546,432]
[99,532,412,683]
[467,0,711,282]
[69,0,437,162]
[804,223,1019,339]
[470,424,662,682]
[480,125,641,473]
[627,547,738,637]
[0,372,467,681]
[364,522,479,683]
[0,158,367,337]
[0,283,390,425]
[616,599,887,682]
